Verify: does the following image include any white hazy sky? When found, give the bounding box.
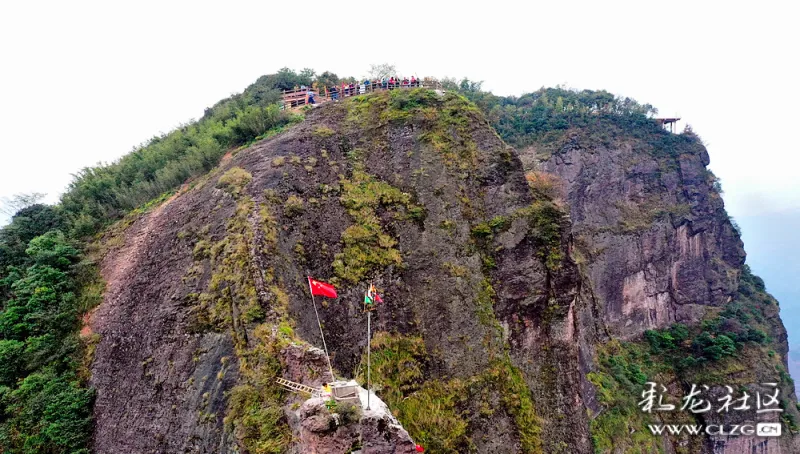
[0,0,798,224]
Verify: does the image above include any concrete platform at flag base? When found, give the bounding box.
[289,382,418,453]
[322,380,391,415]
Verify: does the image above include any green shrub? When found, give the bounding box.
[60,88,299,237]
[0,229,95,453]
[589,264,782,452]
[227,105,287,145]
[25,230,78,269]
[336,402,362,425]
[393,379,471,453]
[470,223,491,238]
[472,201,564,269]
[283,195,304,217]
[193,240,211,260]
[356,332,426,404]
[313,126,335,137]
[691,332,736,361]
[439,219,456,231]
[355,333,472,453]
[216,167,253,198]
[355,333,541,453]
[0,340,25,386]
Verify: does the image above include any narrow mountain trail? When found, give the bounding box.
[79,195,178,339]
[110,198,173,286]
[92,192,180,333]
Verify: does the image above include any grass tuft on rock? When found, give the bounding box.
[216,167,253,198]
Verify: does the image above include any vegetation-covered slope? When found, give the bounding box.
[0,208,95,453]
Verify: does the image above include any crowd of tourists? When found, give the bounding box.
[325,76,422,100]
[295,76,427,106]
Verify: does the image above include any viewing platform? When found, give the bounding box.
[281,79,442,110]
[656,117,681,133]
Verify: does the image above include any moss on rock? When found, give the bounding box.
[333,168,422,283]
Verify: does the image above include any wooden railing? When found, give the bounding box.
[280,79,443,110]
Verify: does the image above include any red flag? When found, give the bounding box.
[308,277,337,298]
[415,445,424,452]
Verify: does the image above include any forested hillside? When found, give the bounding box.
[0,68,317,452]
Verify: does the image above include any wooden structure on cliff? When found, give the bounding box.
[276,377,323,398]
[656,117,681,133]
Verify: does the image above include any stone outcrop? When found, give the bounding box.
[90,190,239,453]
[287,395,416,454]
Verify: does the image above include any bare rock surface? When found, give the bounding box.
[530,139,744,338]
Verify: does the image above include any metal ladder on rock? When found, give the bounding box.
[276,377,322,398]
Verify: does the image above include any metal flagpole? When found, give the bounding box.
[308,277,336,382]
[367,306,372,411]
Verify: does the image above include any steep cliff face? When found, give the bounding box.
[516,117,799,453]
[88,88,798,454]
[528,126,744,338]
